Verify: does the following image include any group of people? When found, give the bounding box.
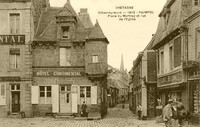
[162,99,189,127]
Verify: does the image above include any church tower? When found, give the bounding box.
[120,54,124,72]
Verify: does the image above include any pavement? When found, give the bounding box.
[0,104,198,127]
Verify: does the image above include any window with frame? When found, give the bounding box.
[10,48,20,69]
[160,51,164,74]
[169,45,173,70]
[60,48,71,66]
[39,86,52,104]
[92,55,98,63]
[194,0,200,5]
[10,13,20,34]
[10,84,20,91]
[174,36,181,68]
[80,86,91,98]
[61,26,69,39]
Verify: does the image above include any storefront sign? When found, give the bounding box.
[0,77,21,82]
[0,35,25,44]
[158,71,182,86]
[33,70,84,77]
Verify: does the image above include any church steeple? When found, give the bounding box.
[120,54,124,72]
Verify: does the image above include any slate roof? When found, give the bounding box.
[35,7,62,39]
[152,0,189,49]
[87,21,106,39]
[34,1,108,44]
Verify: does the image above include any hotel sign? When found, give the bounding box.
[33,71,84,77]
[158,71,182,86]
[0,35,25,44]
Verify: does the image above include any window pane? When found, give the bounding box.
[40,92,45,97]
[47,86,51,91]
[16,84,20,90]
[66,93,69,103]
[16,15,20,34]
[47,92,51,97]
[40,86,45,91]
[86,87,91,97]
[61,86,65,91]
[194,0,198,5]
[10,14,15,34]
[80,87,85,97]
[16,54,20,69]
[11,85,15,90]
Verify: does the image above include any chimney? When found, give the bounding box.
[79,8,88,14]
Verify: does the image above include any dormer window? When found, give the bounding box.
[62,26,69,39]
[163,7,170,26]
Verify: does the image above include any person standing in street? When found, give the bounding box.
[81,101,87,117]
[137,104,142,120]
[171,101,179,127]
[162,99,173,127]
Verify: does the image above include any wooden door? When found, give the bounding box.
[59,85,71,113]
[12,92,20,113]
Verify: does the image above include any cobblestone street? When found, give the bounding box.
[0,104,197,127]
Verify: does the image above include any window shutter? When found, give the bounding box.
[60,48,67,66]
[31,86,39,104]
[52,85,59,113]
[0,84,6,105]
[72,93,78,113]
[91,86,97,104]
[174,36,181,67]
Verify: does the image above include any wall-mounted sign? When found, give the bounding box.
[158,71,182,86]
[0,77,21,82]
[0,35,25,44]
[33,70,84,77]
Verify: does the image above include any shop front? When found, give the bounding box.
[32,68,99,117]
[157,71,187,107]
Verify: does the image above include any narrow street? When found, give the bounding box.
[0,104,166,127]
[0,104,198,127]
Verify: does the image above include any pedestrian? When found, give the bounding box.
[162,99,173,127]
[176,102,188,127]
[171,101,179,127]
[137,104,142,120]
[81,101,87,117]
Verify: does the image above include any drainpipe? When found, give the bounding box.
[184,26,189,112]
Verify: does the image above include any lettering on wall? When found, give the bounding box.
[158,71,182,86]
[0,35,25,44]
[33,70,84,77]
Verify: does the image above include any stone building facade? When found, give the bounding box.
[0,0,108,118]
[152,0,200,123]
[31,1,108,118]
[0,0,47,117]
[129,38,157,118]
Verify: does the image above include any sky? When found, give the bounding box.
[50,0,167,71]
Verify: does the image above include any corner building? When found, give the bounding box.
[32,1,108,118]
[0,0,48,117]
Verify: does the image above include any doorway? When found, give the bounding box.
[11,92,20,113]
[59,84,72,113]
